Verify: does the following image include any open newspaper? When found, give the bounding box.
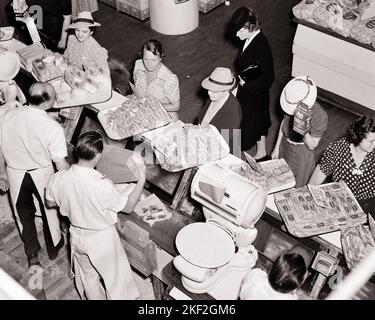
[228,152,296,194]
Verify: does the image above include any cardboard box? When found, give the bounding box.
[117,0,149,20]
[98,0,118,9]
[199,0,224,13]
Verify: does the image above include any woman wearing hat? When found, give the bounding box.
[133,39,180,121]
[196,67,242,154]
[58,0,99,50]
[271,76,328,187]
[228,6,274,159]
[63,11,109,73]
[0,51,26,111]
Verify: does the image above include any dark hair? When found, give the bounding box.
[28,83,54,106]
[268,253,307,294]
[141,39,165,58]
[346,116,375,146]
[229,6,260,36]
[75,131,104,160]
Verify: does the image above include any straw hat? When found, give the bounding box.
[0,51,21,81]
[201,67,235,92]
[68,11,101,29]
[280,75,317,115]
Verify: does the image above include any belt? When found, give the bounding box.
[285,136,305,145]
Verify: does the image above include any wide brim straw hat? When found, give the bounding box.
[0,51,21,81]
[201,67,236,92]
[280,75,317,115]
[68,11,101,29]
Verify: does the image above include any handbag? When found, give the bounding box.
[239,63,261,81]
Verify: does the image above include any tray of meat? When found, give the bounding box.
[151,123,229,172]
[341,224,375,270]
[97,95,172,140]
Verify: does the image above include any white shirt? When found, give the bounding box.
[201,93,230,124]
[0,106,67,170]
[46,165,128,231]
[242,29,261,52]
[240,268,298,300]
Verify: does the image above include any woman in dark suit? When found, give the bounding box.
[228,7,274,160]
[196,67,242,155]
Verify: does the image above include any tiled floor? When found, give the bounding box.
[0,193,155,300]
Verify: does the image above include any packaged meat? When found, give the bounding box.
[341,224,375,270]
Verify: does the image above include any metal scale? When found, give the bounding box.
[173,162,267,300]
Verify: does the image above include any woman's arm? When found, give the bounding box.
[271,118,285,159]
[308,165,328,185]
[303,133,321,151]
[58,14,72,50]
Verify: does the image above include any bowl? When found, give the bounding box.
[0,27,15,42]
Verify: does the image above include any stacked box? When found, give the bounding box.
[199,0,224,13]
[98,0,118,9]
[117,0,149,21]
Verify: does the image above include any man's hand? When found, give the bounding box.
[0,176,9,192]
[238,76,245,87]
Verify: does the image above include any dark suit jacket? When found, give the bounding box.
[196,93,242,154]
[236,31,274,150]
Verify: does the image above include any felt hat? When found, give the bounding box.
[227,6,258,36]
[68,11,101,29]
[280,75,317,115]
[0,51,21,81]
[201,67,235,92]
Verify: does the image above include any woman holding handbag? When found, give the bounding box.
[228,7,274,160]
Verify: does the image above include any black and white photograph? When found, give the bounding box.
[0,0,374,304]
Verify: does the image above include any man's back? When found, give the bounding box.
[0,106,66,170]
[47,164,128,231]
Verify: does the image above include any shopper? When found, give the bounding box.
[228,6,275,159]
[309,116,375,232]
[58,0,99,50]
[240,253,307,300]
[46,131,144,300]
[133,39,180,121]
[271,76,328,187]
[0,82,69,267]
[196,66,242,155]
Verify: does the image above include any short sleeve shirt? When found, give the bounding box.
[0,106,67,170]
[46,165,128,230]
[64,35,108,71]
[282,102,328,141]
[133,59,180,106]
[318,137,375,200]
[239,268,298,300]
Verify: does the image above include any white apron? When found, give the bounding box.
[6,165,62,246]
[70,225,140,300]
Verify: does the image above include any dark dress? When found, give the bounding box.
[196,93,242,155]
[236,31,274,151]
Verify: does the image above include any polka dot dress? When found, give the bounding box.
[319,138,375,200]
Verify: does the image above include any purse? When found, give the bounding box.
[239,63,261,81]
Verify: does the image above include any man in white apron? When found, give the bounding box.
[0,82,70,267]
[46,131,145,299]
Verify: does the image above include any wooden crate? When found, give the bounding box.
[199,0,224,13]
[117,219,156,277]
[116,0,149,21]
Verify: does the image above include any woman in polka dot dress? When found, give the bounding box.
[309,116,375,235]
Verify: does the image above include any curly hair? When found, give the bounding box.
[346,116,375,146]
